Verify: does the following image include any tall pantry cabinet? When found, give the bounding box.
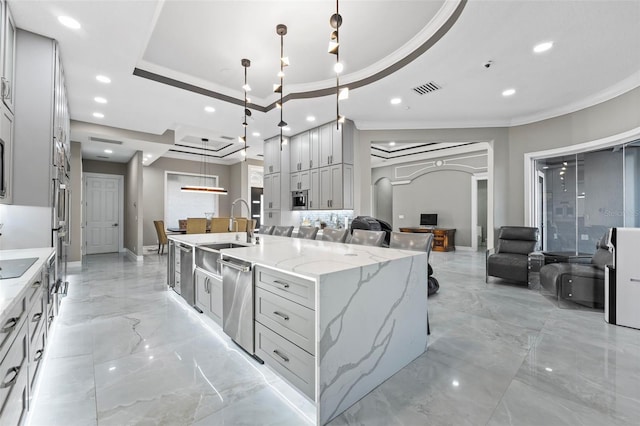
[0,0,15,204]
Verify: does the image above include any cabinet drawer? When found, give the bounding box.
[28,290,46,347]
[29,320,47,395]
[25,272,44,312]
[255,322,315,399]
[255,266,315,310]
[0,297,27,364]
[255,288,315,355]
[0,322,28,425]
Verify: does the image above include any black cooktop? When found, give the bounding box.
[0,257,38,280]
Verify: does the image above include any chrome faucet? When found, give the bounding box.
[229,198,253,243]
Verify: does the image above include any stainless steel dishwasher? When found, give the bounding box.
[219,254,255,356]
[179,243,195,306]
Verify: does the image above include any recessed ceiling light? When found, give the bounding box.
[104,149,113,154]
[282,127,291,132]
[94,97,107,104]
[502,88,516,97]
[96,75,111,84]
[306,116,316,122]
[533,41,554,53]
[58,16,81,30]
[93,112,104,118]
[204,106,215,113]
[390,97,402,105]
[389,141,396,146]
[252,132,261,137]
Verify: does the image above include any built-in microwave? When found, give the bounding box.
[292,190,308,210]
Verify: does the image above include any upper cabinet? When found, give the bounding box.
[263,136,281,175]
[290,131,311,172]
[318,122,353,168]
[1,0,15,113]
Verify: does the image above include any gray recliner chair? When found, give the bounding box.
[296,226,319,240]
[272,225,294,237]
[486,226,538,284]
[540,233,611,308]
[321,228,349,243]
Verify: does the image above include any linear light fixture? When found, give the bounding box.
[180,138,228,194]
[241,58,250,161]
[276,24,288,149]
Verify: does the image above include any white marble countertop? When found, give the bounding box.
[0,247,55,320]
[220,235,424,279]
[168,232,248,246]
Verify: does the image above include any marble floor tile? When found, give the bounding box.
[26,251,640,426]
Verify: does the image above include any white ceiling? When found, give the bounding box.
[8,0,640,165]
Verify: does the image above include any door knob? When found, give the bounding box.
[113,223,119,227]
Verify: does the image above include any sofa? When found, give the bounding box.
[539,233,612,308]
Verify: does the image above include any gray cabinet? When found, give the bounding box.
[254,266,316,399]
[195,269,222,326]
[263,136,281,175]
[13,30,70,207]
[319,164,353,210]
[318,121,354,168]
[309,169,320,210]
[290,170,310,191]
[1,0,16,113]
[290,131,311,172]
[264,210,281,226]
[309,128,320,170]
[0,103,13,203]
[263,173,281,210]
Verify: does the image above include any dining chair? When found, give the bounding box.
[296,226,319,240]
[321,228,349,243]
[178,219,187,230]
[259,225,274,235]
[210,218,229,233]
[349,229,386,247]
[272,226,294,237]
[186,217,207,234]
[389,231,435,334]
[153,220,168,254]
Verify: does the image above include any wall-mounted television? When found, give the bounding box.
[420,213,438,227]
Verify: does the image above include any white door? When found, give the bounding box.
[85,176,120,254]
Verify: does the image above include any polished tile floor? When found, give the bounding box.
[26,250,640,425]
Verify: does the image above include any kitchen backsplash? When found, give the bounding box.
[292,210,354,229]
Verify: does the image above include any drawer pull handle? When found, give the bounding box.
[2,317,18,333]
[273,349,289,363]
[32,280,42,288]
[1,367,20,388]
[273,280,290,289]
[32,313,43,323]
[273,311,289,321]
[630,278,640,283]
[34,349,44,362]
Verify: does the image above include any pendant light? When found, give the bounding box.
[329,0,347,128]
[240,58,250,161]
[181,138,228,194]
[275,24,288,150]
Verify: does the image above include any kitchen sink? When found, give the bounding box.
[195,242,249,275]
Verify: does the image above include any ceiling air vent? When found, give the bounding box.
[90,137,123,145]
[412,81,441,95]
[97,155,109,159]
[220,135,234,141]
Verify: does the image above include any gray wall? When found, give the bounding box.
[371,150,488,247]
[373,177,393,226]
[124,152,143,256]
[142,157,232,246]
[83,160,127,176]
[69,142,83,262]
[507,85,640,225]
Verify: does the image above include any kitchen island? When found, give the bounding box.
[167,233,428,425]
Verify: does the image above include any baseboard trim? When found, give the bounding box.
[67,261,82,268]
[455,246,474,252]
[125,248,144,262]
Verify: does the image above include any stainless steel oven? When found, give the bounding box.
[292,190,308,210]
